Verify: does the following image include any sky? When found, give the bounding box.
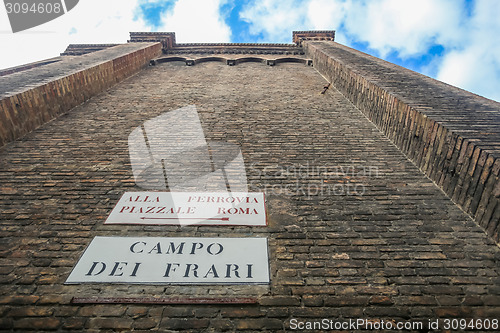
[0,0,499,102]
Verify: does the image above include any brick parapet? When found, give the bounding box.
[293,30,335,45]
[0,57,62,77]
[304,41,500,242]
[167,43,304,56]
[129,32,176,49]
[0,42,162,148]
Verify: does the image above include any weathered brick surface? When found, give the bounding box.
[304,41,500,242]
[0,50,499,331]
[0,42,162,147]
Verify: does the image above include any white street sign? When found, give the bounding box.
[104,192,266,226]
[66,237,270,284]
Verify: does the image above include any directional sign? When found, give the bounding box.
[65,237,270,284]
[104,192,267,226]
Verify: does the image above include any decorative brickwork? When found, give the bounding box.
[151,55,311,66]
[129,32,176,49]
[293,30,335,45]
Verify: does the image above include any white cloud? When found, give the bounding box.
[306,0,346,30]
[436,0,500,101]
[239,0,309,42]
[158,0,231,42]
[0,0,232,70]
[240,0,463,56]
[238,0,500,101]
[342,0,463,57]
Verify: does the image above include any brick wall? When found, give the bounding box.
[0,43,162,148]
[305,41,500,242]
[1,58,500,331]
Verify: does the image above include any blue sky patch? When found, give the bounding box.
[139,0,177,28]
[221,0,264,43]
